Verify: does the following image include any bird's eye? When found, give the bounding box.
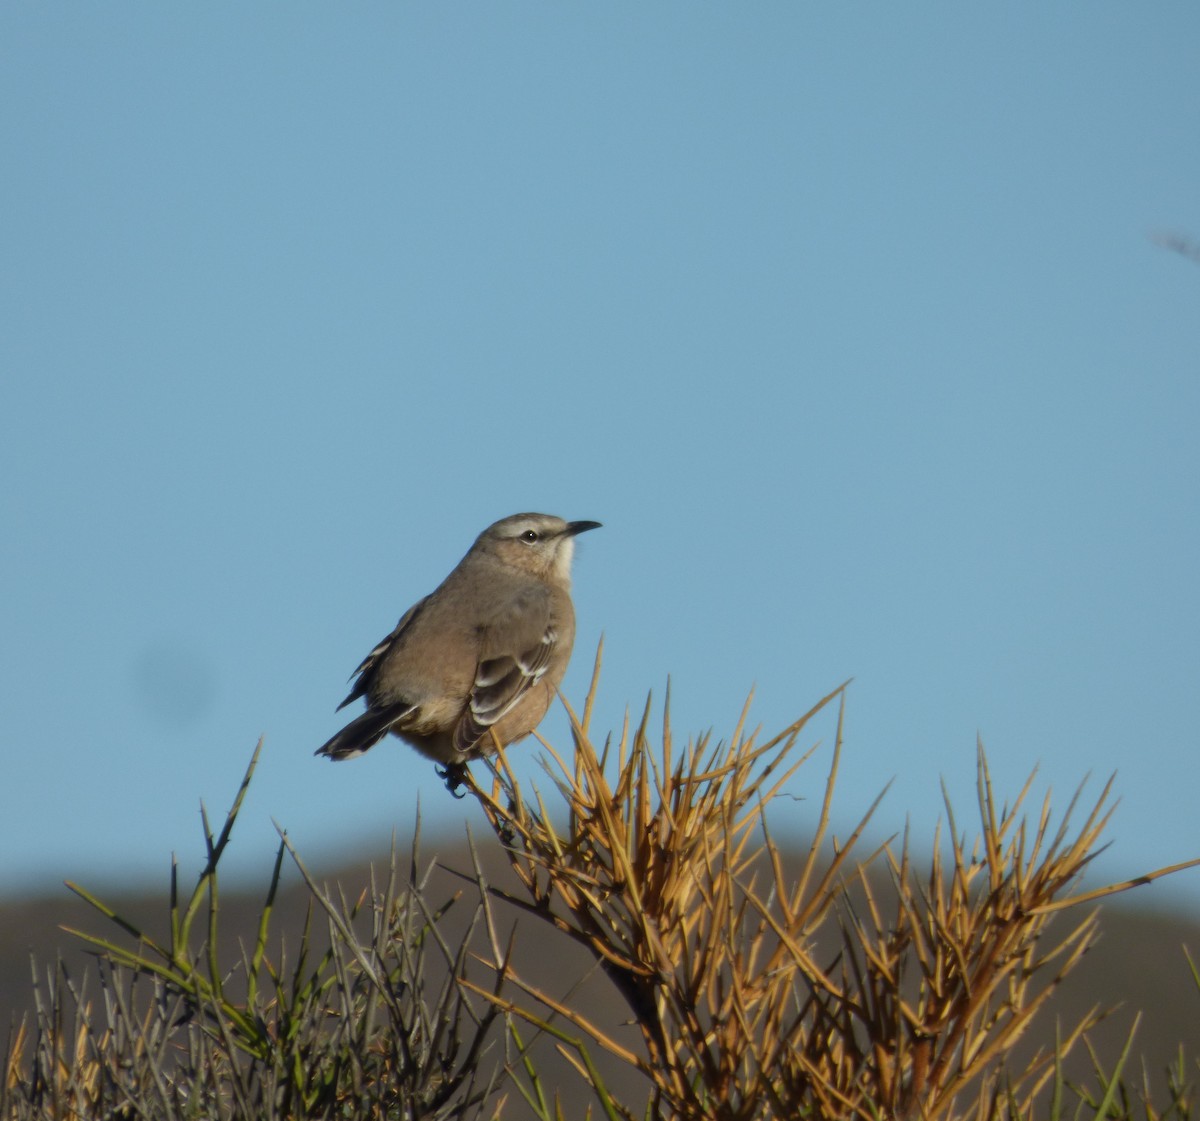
[521,529,540,543]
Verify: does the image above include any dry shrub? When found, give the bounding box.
[463,643,1199,1120]
[6,649,1197,1121]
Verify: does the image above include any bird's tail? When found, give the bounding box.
[315,703,413,761]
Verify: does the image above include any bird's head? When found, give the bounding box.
[477,513,601,583]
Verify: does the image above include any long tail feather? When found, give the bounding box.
[315,703,413,760]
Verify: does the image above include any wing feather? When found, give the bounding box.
[337,596,428,711]
[452,626,557,755]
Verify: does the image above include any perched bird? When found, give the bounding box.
[316,513,600,786]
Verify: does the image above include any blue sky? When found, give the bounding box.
[3,5,1198,910]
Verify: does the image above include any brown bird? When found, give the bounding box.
[316,513,600,787]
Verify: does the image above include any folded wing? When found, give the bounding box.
[452,624,558,755]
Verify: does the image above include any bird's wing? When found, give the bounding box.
[453,619,559,756]
[337,596,428,711]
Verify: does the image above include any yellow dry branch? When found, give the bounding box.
[463,643,1200,1121]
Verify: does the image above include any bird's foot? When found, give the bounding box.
[436,762,470,798]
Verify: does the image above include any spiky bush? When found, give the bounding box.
[2,744,504,1121]
[459,646,1200,1120]
[4,650,1198,1120]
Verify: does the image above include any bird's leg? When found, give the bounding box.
[436,762,470,798]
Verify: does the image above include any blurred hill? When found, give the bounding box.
[2,836,1198,1113]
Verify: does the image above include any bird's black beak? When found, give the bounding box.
[566,520,602,537]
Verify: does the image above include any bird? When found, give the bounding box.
[315,513,600,789]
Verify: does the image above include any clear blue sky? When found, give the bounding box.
[3,5,1198,910]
